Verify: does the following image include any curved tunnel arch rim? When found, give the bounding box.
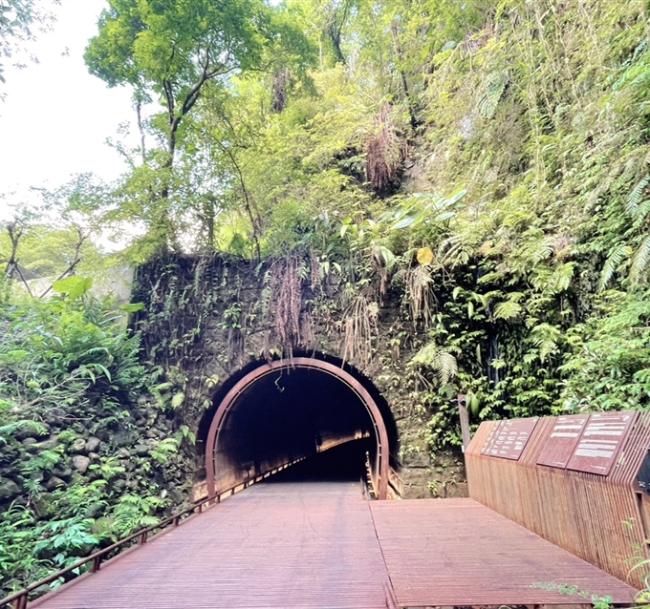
[205,357,390,499]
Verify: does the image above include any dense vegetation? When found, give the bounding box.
[1,0,649,598]
[0,279,193,596]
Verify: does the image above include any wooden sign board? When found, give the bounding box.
[537,414,589,469]
[566,411,638,476]
[481,417,538,460]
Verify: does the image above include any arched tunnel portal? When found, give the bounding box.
[203,357,397,499]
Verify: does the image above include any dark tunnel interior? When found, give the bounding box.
[211,366,391,491]
[269,439,376,483]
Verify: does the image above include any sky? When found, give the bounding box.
[0,0,137,220]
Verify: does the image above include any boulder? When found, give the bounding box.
[15,423,49,440]
[71,455,91,474]
[51,464,73,480]
[70,438,87,454]
[85,437,101,453]
[36,436,59,451]
[134,444,149,456]
[21,437,38,450]
[45,476,66,491]
[0,477,20,501]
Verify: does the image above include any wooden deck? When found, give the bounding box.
[29,482,636,609]
[371,498,636,607]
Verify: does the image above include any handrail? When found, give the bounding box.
[364,452,377,499]
[0,457,305,609]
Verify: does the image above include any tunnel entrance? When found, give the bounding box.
[204,357,393,499]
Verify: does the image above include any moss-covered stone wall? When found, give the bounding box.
[132,253,466,498]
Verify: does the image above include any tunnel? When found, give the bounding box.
[203,357,396,499]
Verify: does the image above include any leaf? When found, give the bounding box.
[171,392,185,409]
[599,244,632,291]
[52,276,93,299]
[411,342,458,385]
[494,300,523,320]
[478,71,509,119]
[626,175,649,216]
[121,302,145,314]
[466,391,480,417]
[372,245,396,269]
[630,235,650,285]
[416,247,434,266]
[392,214,416,230]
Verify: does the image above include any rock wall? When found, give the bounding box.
[0,397,192,512]
[132,254,467,498]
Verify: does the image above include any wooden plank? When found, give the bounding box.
[371,498,636,607]
[30,482,391,609]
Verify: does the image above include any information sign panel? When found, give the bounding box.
[537,414,589,469]
[566,411,637,476]
[480,421,503,457]
[481,417,538,460]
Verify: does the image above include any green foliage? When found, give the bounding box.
[83,0,314,253]
[52,276,93,300]
[103,494,163,540]
[3,0,650,593]
[149,437,179,465]
[0,0,56,89]
[560,291,650,412]
[0,294,179,597]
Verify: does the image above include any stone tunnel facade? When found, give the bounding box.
[131,254,467,499]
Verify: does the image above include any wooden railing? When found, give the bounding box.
[0,457,305,609]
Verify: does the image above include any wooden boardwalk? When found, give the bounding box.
[372,498,636,607]
[30,482,636,609]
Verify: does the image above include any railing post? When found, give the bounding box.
[91,555,102,573]
[14,592,27,609]
[139,531,148,544]
[457,394,471,451]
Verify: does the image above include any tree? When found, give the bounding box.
[0,176,107,298]
[0,0,58,92]
[84,0,311,252]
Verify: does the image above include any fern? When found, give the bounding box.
[493,293,524,320]
[150,437,179,465]
[546,262,575,294]
[478,71,509,119]
[632,199,650,231]
[411,342,458,386]
[630,235,650,285]
[35,519,98,556]
[518,232,553,266]
[626,175,649,216]
[599,243,632,291]
[0,419,48,438]
[530,323,562,363]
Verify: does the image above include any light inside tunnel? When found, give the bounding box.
[204,359,395,497]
